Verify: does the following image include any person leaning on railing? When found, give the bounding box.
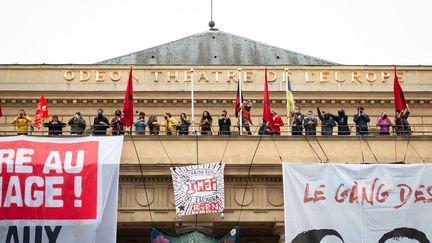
[111,110,125,135]
[303,110,318,136]
[237,102,253,135]
[161,112,179,135]
[134,111,147,135]
[353,106,370,135]
[147,115,160,135]
[376,112,392,135]
[317,107,336,136]
[395,105,412,135]
[269,110,284,136]
[43,115,66,135]
[178,113,191,135]
[11,109,32,135]
[93,108,110,136]
[218,110,231,136]
[200,111,213,135]
[332,108,350,135]
[68,112,86,135]
[291,106,304,136]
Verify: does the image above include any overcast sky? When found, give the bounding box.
[1,0,431,65]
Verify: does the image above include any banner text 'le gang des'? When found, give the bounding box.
[0,136,123,243]
[283,163,432,243]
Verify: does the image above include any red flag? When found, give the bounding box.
[234,79,242,118]
[0,101,2,118]
[262,68,274,127]
[394,66,407,112]
[34,95,49,129]
[122,66,134,127]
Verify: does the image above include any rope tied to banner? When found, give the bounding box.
[359,134,365,164]
[237,135,263,225]
[304,135,323,163]
[314,136,329,163]
[219,135,231,163]
[361,135,379,163]
[271,135,284,162]
[129,133,154,225]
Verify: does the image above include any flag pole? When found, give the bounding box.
[238,67,243,135]
[191,68,195,134]
[285,68,291,134]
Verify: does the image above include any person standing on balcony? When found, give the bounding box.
[11,109,33,135]
[43,115,66,135]
[178,113,191,135]
[93,108,110,136]
[161,112,178,135]
[332,109,350,135]
[258,119,269,135]
[111,110,125,135]
[353,106,370,135]
[134,111,147,135]
[303,110,318,136]
[317,107,336,136]
[376,112,392,135]
[291,106,304,135]
[395,106,412,135]
[237,101,253,135]
[148,115,160,135]
[269,111,284,135]
[68,112,86,135]
[218,110,231,135]
[200,111,213,135]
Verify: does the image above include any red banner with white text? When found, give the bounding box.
[0,136,122,243]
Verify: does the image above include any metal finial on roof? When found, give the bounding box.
[209,0,218,31]
[209,20,216,30]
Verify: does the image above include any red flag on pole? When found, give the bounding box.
[234,79,242,118]
[394,66,407,112]
[0,101,3,118]
[262,68,274,127]
[34,95,49,129]
[123,66,134,127]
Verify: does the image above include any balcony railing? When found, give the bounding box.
[1,123,431,136]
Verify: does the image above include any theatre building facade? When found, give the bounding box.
[1,29,432,242]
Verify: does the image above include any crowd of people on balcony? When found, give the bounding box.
[9,100,413,136]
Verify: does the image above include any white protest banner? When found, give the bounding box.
[283,163,432,243]
[171,163,224,216]
[0,135,123,243]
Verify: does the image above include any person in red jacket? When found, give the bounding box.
[270,111,284,135]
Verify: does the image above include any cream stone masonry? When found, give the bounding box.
[1,64,432,242]
[1,65,432,92]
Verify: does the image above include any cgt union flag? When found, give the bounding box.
[171,163,225,216]
[0,136,123,243]
[33,95,49,129]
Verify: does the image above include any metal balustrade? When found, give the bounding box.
[0,123,431,136]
